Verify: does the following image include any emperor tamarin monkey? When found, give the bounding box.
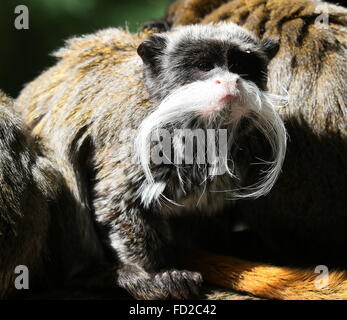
[12,23,286,299]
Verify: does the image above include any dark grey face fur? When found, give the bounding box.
[138,23,279,101]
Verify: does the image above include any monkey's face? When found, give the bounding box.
[136,23,287,200]
[138,23,278,104]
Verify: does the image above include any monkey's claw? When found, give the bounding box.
[117,265,203,300]
[154,270,203,300]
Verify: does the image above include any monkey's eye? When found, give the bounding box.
[197,61,214,72]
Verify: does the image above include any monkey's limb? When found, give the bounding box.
[180,250,347,300]
[93,182,203,299]
[0,91,59,298]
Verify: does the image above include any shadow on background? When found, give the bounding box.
[1,0,172,97]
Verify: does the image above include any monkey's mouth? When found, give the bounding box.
[199,94,242,118]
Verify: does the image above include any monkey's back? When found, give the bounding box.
[15,28,159,279]
[16,28,154,198]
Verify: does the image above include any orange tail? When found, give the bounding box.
[183,250,347,300]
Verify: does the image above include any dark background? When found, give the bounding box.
[0,0,173,97]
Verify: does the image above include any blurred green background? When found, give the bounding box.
[0,0,173,97]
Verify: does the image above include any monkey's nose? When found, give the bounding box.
[215,78,240,86]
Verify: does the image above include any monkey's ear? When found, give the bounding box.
[261,37,280,60]
[137,35,167,65]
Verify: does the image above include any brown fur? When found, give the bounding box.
[15,29,204,299]
[0,90,59,298]
[183,250,347,300]
[14,30,153,293]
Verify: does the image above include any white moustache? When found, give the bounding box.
[135,78,288,200]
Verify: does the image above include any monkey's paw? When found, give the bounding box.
[117,265,203,300]
[153,270,203,299]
